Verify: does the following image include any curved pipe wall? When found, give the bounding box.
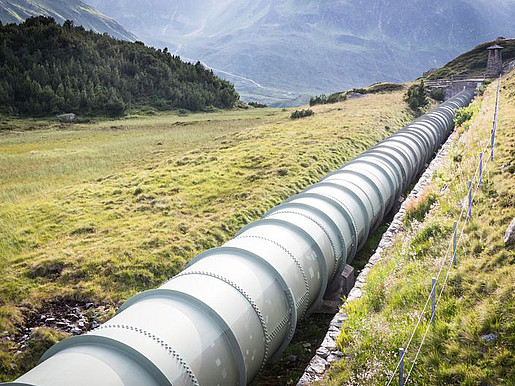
[3,90,475,386]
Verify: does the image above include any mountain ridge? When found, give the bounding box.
[0,0,137,41]
[85,0,515,105]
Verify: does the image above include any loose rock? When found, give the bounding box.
[316,346,330,358]
[309,356,329,374]
[504,217,515,246]
[481,333,497,343]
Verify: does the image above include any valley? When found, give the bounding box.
[0,1,514,384]
[87,0,515,105]
[0,88,416,381]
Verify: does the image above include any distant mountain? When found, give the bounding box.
[86,0,515,106]
[0,0,136,41]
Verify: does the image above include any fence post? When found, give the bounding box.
[478,152,483,188]
[399,348,404,386]
[491,127,495,161]
[490,134,494,161]
[431,277,436,326]
[467,181,472,219]
[452,221,458,265]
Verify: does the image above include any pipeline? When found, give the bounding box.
[2,90,475,386]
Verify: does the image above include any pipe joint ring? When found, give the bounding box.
[175,270,271,368]
[265,209,339,276]
[316,192,359,260]
[95,324,199,386]
[234,235,310,314]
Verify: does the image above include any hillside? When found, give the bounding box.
[86,0,515,105]
[0,87,417,382]
[427,38,515,80]
[0,17,239,116]
[318,73,515,384]
[0,0,136,41]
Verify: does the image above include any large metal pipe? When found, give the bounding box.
[3,90,475,386]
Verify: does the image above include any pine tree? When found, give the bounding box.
[0,17,239,116]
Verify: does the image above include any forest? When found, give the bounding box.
[0,17,240,116]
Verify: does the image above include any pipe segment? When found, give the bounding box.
[4,89,475,386]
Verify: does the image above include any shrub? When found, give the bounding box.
[476,84,487,96]
[405,81,429,112]
[290,109,314,119]
[309,83,403,106]
[404,186,438,224]
[202,105,220,113]
[455,106,474,127]
[310,93,345,106]
[430,88,446,102]
[351,88,367,94]
[248,101,267,108]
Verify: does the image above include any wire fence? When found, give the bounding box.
[385,75,502,386]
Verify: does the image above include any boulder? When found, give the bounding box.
[57,113,76,122]
[504,217,515,246]
[346,92,365,100]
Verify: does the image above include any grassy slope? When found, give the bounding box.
[0,90,415,381]
[427,39,515,80]
[319,72,515,385]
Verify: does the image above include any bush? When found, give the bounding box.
[309,83,403,106]
[310,93,345,106]
[404,186,438,224]
[290,109,314,119]
[248,101,267,108]
[455,106,474,127]
[430,88,446,102]
[476,84,487,96]
[405,81,429,112]
[202,105,220,113]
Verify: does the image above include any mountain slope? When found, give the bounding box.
[0,0,136,41]
[427,38,515,80]
[86,0,515,105]
[0,17,239,116]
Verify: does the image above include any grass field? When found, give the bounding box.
[0,89,416,381]
[0,109,283,204]
[319,73,515,385]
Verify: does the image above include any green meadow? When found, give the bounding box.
[0,90,415,380]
